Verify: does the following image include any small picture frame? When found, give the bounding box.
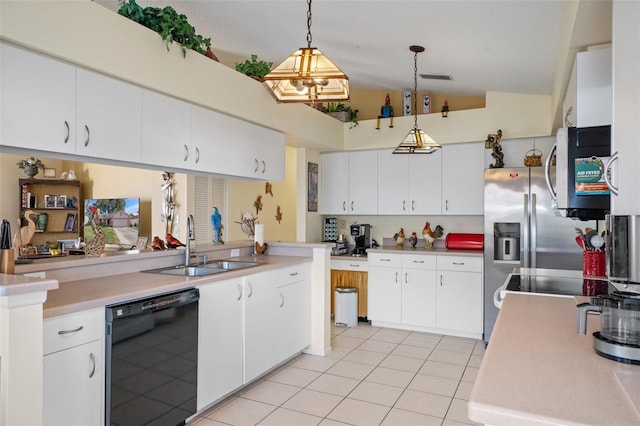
[44,195,56,208]
[136,236,148,250]
[307,162,318,212]
[43,168,56,178]
[55,195,67,208]
[64,213,77,232]
[422,94,431,114]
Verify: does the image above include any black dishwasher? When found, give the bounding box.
[106,288,199,426]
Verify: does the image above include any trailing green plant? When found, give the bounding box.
[234,55,273,81]
[321,103,359,128]
[118,0,211,57]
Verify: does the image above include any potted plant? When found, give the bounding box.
[234,55,273,81]
[118,0,212,57]
[16,156,45,178]
[322,103,359,128]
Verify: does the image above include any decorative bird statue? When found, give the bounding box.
[152,236,167,251]
[393,228,405,249]
[165,233,185,249]
[254,195,263,215]
[12,210,37,254]
[409,231,418,249]
[255,241,268,255]
[84,207,106,256]
[275,205,283,224]
[423,221,444,249]
[236,212,256,238]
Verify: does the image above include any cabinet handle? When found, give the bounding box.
[342,201,346,211]
[413,260,424,264]
[412,200,415,211]
[453,262,465,265]
[195,147,200,164]
[280,293,285,308]
[58,325,83,335]
[254,158,259,173]
[237,283,243,301]
[183,145,189,162]
[83,125,90,147]
[402,201,406,211]
[89,352,96,378]
[247,282,253,298]
[351,201,354,211]
[261,160,266,174]
[290,272,298,276]
[445,200,449,211]
[63,121,70,144]
[349,264,360,268]
[381,258,391,262]
[395,272,399,283]
[404,272,408,283]
[440,274,443,286]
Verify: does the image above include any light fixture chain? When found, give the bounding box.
[306,0,312,48]
[413,50,418,128]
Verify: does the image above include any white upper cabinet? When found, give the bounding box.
[142,90,192,169]
[1,43,76,154]
[577,47,612,127]
[441,142,485,215]
[321,152,350,214]
[348,150,378,214]
[76,68,142,162]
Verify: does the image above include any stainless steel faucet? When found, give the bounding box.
[185,214,195,266]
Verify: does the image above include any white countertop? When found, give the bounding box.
[0,273,58,296]
[368,246,484,257]
[469,293,640,425]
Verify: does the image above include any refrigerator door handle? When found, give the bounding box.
[523,193,529,268]
[545,143,557,201]
[531,193,537,268]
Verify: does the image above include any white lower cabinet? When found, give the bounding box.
[275,265,311,362]
[368,253,483,338]
[43,308,103,426]
[197,277,244,410]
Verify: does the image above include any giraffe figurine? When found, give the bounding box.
[84,208,105,256]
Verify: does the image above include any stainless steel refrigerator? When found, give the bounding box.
[483,167,597,341]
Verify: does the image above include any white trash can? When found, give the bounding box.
[335,287,358,327]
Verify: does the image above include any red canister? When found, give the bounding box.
[445,233,484,251]
[583,251,605,276]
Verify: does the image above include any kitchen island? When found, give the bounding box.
[469,293,640,425]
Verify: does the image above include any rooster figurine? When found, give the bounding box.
[393,228,405,249]
[409,232,418,249]
[151,236,167,251]
[165,233,186,249]
[423,222,444,249]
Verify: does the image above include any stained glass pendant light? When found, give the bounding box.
[263,0,349,103]
[393,45,441,154]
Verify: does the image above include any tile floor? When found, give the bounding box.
[191,322,485,426]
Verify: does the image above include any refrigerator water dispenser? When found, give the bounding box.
[494,223,520,261]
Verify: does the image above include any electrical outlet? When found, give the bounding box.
[231,249,240,257]
[339,219,346,230]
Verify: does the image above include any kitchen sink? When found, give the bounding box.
[143,260,260,277]
[206,260,260,270]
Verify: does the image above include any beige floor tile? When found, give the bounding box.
[343,349,387,366]
[239,380,301,406]
[467,354,483,368]
[419,360,466,381]
[289,354,338,372]
[454,381,475,401]
[191,417,230,426]
[436,340,475,354]
[402,334,442,348]
[325,360,376,380]
[257,407,322,426]
[473,341,486,356]
[379,354,425,373]
[445,398,482,425]
[282,389,343,417]
[408,374,459,397]
[370,331,409,344]
[331,335,366,349]
[357,339,399,354]
[461,366,479,383]
[348,380,404,406]
[267,366,321,387]
[365,366,416,388]
[207,397,276,426]
[394,389,452,418]
[428,349,471,366]
[380,408,443,426]
[391,344,434,360]
[318,419,352,426]
[443,420,475,426]
[441,335,477,344]
[340,325,380,339]
[307,373,361,397]
[325,346,353,360]
[327,398,391,426]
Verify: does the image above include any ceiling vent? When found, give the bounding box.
[420,74,453,81]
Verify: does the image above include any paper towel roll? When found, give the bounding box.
[254,224,264,246]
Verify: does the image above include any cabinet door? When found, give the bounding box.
[368,266,401,323]
[436,270,482,334]
[321,152,349,214]
[441,142,485,215]
[276,279,310,361]
[244,271,278,383]
[76,69,142,162]
[408,151,443,215]
[349,150,378,214]
[44,340,102,426]
[141,90,192,170]
[378,151,409,215]
[401,268,437,328]
[1,43,76,154]
[197,278,244,410]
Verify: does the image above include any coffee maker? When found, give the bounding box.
[350,224,372,256]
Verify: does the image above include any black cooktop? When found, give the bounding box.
[506,274,611,297]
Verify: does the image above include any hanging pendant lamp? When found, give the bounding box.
[393,45,441,154]
[263,0,349,103]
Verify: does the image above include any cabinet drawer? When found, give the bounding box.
[437,256,483,273]
[368,253,402,268]
[402,254,437,269]
[331,258,369,272]
[44,308,103,355]
[276,263,310,287]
